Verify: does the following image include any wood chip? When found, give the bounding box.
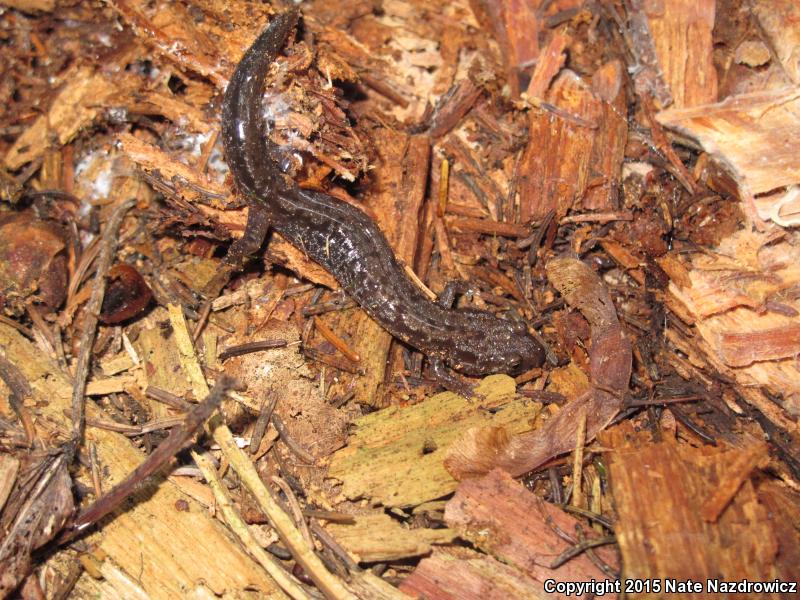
[4,68,116,170]
[325,512,456,563]
[603,423,782,589]
[328,375,540,507]
[639,0,718,108]
[444,469,618,584]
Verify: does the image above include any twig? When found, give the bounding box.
[556,504,615,532]
[192,450,311,600]
[313,318,360,363]
[219,339,288,361]
[571,411,587,509]
[309,519,358,571]
[70,198,136,448]
[437,158,450,218]
[548,534,616,569]
[166,305,355,599]
[89,442,102,498]
[145,386,193,410]
[670,404,717,445]
[60,376,233,543]
[560,211,633,224]
[272,415,316,465]
[272,475,314,547]
[250,394,277,455]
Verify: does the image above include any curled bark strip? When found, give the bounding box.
[445,258,631,478]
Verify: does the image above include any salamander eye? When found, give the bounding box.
[509,321,527,335]
[508,355,522,371]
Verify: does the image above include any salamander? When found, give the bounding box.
[217,10,545,390]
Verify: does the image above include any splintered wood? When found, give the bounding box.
[661,229,800,419]
[0,325,287,599]
[328,375,540,507]
[657,88,800,202]
[401,469,617,599]
[518,61,627,222]
[603,424,797,597]
[635,0,718,109]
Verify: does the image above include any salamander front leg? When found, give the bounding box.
[202,202,271,300]
[429,357,478,400]
[436,280,475,309]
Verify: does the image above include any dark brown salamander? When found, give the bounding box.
[217,10,545,390]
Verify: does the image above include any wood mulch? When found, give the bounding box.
[0,0,798,598]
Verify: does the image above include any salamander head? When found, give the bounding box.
[444,313,545,376]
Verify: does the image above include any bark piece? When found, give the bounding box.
[477,0,541,97]
[327,375,540,507]
[584,61,628,211]
[444,469,618,587]
[325,512,456,563]
[657,87,800,199]
[400,548,546,600]
[700,441,769,522]
[518,61,625,221]
[637,0,717,109]
[603,424,782,596]
[426,78,482,139]
[4,68,116,170]
[525,32,568,99]
[518,71,601,222]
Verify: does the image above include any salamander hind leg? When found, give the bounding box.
[430,357,482,401]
